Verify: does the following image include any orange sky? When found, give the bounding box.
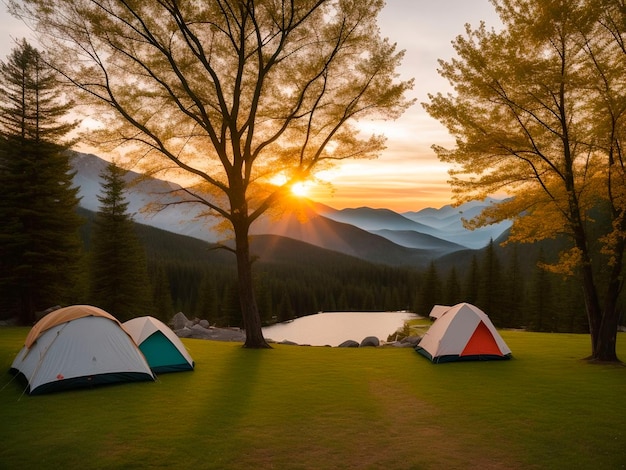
[0,1,500,213]
[307,1,501,213]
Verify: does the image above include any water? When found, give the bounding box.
[262,311,417,346]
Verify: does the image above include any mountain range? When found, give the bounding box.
[71,152,511,268]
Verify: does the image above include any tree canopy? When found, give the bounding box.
[11,0,414,346]
[423,0,626,362]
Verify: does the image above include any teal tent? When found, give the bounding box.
[124,316,194,373]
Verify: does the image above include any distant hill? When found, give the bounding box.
[72,152,221,242]
[70,152,511,267]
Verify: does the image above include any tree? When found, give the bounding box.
[444,266,463,307]
[477,239,504,325]
[419,261,442,316]
[89,162,152,320]
[423,0,626,362]
[150,262,174,322]
[12,0,415,347]
[0,39,82,324]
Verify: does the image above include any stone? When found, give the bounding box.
[175,327,193,338]
[360,336,380,347]
[190,324,213,339]
[170,312,190,330]
[198,319,210,329]
[400,335,422,346]
[338,339,360,348]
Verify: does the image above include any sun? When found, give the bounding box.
[268,173,314,198]
[290,181,310,197]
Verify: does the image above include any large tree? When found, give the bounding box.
[0,40,82,324]
[11,0,414,346]
[89,162,152,321]
[424,0,626,362]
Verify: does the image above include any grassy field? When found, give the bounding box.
[0,327,624,469]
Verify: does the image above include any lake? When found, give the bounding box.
[262,311,417,346]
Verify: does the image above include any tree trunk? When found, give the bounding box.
[568,205,619,363]
[592,242,625,363]
[576,230,621,363]
[233,219,271,349]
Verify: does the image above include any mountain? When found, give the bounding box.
[401,199,512,249]
[370,229,466,255]
[72,152,221,242]
[70,152,510,267]
[316,201,511,250]
[318,206,435,232]
[251,206,436,267]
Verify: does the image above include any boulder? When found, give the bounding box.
[198,319,210,329]
[175,327,193,338]
[170,312,191,330]
[360,336,380,347]
[190,323,213,339]
[400,335,422,346]
[338,339,360,348]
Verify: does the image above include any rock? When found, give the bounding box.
[338,340,360,348]
[198,319,210,329]
[175,327,193,338]
[190,324,213,339]
[360,336,380,347]
[401,335,422,346]
[280,340,298,346]
[170,312,190,330]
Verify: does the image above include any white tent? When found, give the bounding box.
[123,316,194,373]
[428,305,451,320]
[10,305,154,395]
[416,303,512,363]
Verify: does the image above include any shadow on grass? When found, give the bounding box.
[192,346,266,440]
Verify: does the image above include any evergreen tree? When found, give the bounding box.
[477,240,504,325]
[528,249,553,332]
[88,162,152,320]
[196,271,222,323]
[0,40,82,324]
[444,267,463,307]
[419,262,442,316]
[504,245,525,328]
[463,255,481,305]
[150,262,174,322]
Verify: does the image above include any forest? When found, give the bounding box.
[81,206,594,334]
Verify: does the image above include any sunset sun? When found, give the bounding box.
[290,181,310,197]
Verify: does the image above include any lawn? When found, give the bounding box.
[0,327,624,469]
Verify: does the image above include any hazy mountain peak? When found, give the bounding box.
[71,152,511,265]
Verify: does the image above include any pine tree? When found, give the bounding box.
[150,262,174,322]
[419,262,442,316]
[88,162,152,320]
[477,240,504,325]
[444,267,463,307]
[463,255,481,305]
[0,40,82,324]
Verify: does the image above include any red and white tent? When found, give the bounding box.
[416,303,512,363]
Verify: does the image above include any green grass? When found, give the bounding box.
[0,327,624,469]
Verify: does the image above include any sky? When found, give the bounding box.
[0,1,501,212]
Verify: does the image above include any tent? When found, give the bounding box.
[10,305,154,395]
[428,305,451,320]
[416,303,512,363]
[123,316,194,373]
